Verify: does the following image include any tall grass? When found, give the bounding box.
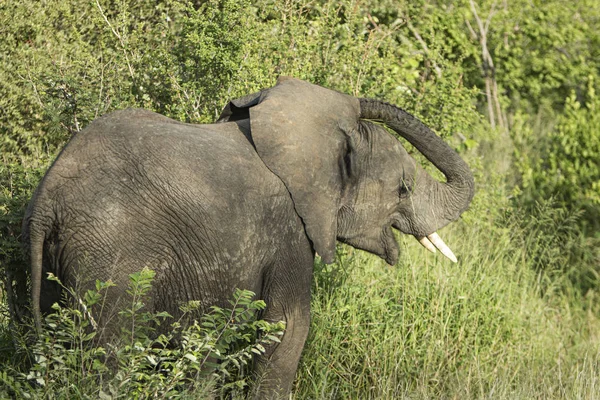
[295,203,600,399]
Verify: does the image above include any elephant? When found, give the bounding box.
[21,77,474,398]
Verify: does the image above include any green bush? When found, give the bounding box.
[0,269,284,399]
[518,78,600,235]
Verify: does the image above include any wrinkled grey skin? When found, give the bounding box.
[21,77,474,398]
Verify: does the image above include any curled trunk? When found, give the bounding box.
[359,98,475,222]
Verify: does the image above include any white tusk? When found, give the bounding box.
[416,236,437,254]
[427,232,457,263]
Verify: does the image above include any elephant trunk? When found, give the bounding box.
[358,98,475,220]
[359,98,474,263]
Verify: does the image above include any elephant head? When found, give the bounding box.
[218,77,474,265]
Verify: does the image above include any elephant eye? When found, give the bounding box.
[343,150,352,176]
[398,180,411,198]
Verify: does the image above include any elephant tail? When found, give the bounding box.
[28,226,45,333]
[21,205,50,334]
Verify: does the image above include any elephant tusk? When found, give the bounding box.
[427,232,457,263]
[416,236,437,254]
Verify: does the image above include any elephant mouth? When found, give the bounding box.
[343,223,457,265]
[389,220,458,263]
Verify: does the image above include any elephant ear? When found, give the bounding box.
[217,90,263,123]
[218,77,360,264]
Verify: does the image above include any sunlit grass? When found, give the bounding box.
[295,213,600,399]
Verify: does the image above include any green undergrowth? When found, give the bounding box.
[0,269,285,399]
[296,219,599,399]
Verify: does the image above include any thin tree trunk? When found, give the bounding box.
[485,77,496,129]
[469,0,507,133]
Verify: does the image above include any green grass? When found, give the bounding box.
[295,213,600,399]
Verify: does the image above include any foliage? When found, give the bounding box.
[1,0,600,398]
[488,0,600,113]
[0,269,284,399]
[518,79,600,235]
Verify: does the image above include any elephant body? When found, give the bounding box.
[28,110,310,315]
[24,109,313,394]
[21,78,474,398]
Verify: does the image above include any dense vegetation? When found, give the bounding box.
[1,0,599,398]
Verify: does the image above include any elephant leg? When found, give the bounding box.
[253,299,310,398]
[252,261,313,399]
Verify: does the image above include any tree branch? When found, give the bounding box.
[95,0,135,81]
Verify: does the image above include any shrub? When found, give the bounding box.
[518,77,600,235]
[0,269,284,399]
